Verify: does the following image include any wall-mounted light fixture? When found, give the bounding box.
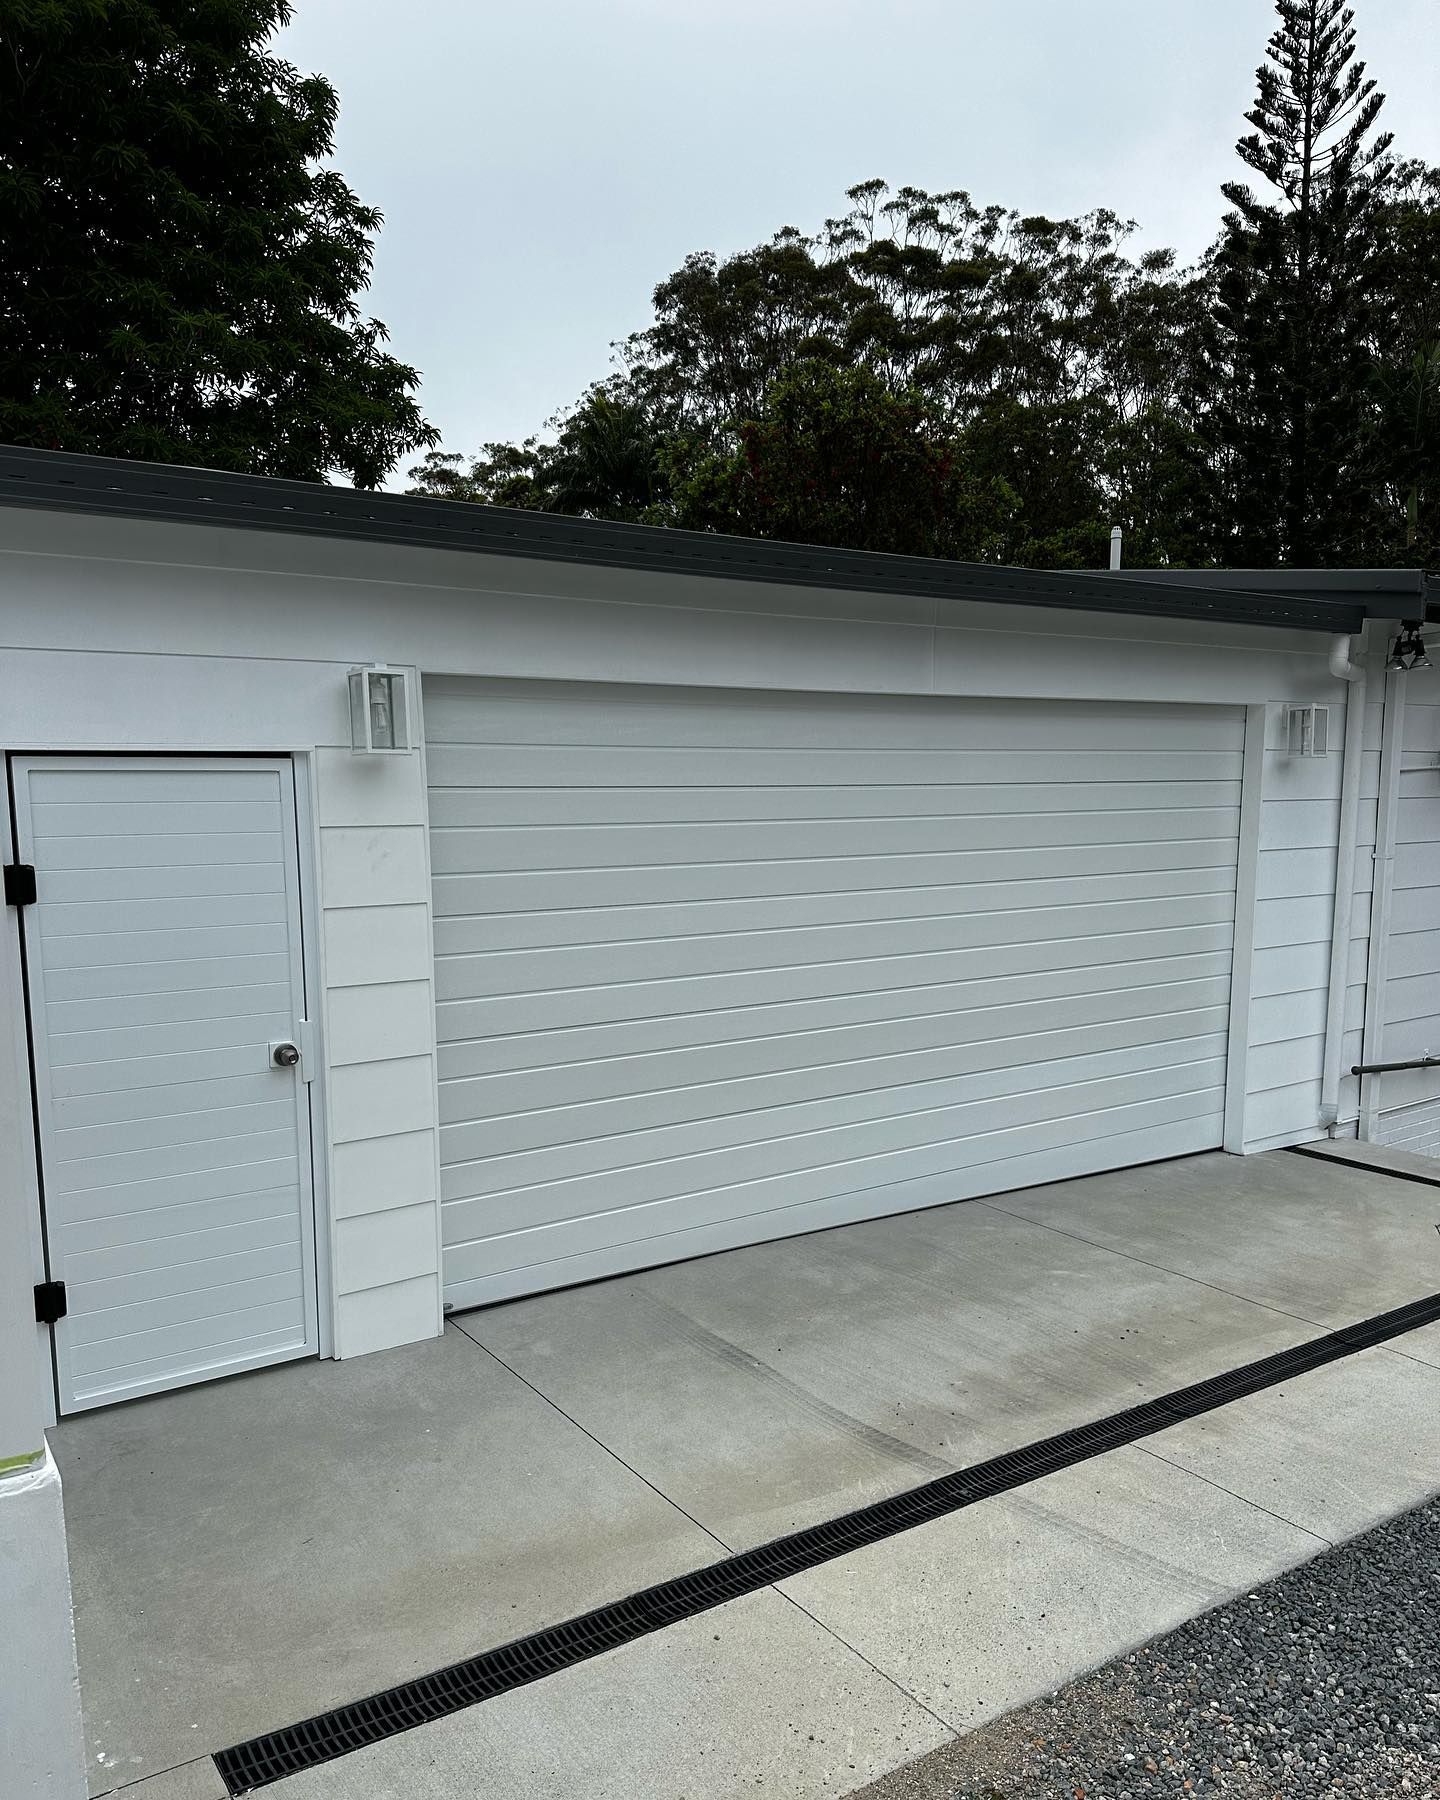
[1285,704,1331,758]
[348,665,412,754]
[1386,626,1432,673]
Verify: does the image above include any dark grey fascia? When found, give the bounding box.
[0,446,1427,632]
[1102,566,1433,625]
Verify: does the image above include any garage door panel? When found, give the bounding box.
[52,1070,285,1127]
[48,1128,300,1203]
[427,741,1243,792]
[29,799,285,838]
[433,837,1237,916]
[429,681,1240,1304]
[38,922,291,972]
[443,1007,1230,1160]
[430,809,1240,876]
[438,955,1234,1083]
[40,862,286,906]
[67,1302,306,1383]
[434,864,1240,958]
[440,977,1235,1115]
[441,1074,1226,1280]
[34,829,285,871]
[424,681,1244,752]
[50,1040,290,1096]
[442,1043,1229,1219]
[60,1173,301,1243]
[68,1241,306,1320]
[65,1204,302,1280]
[429,779,1244,831]
[437,923,1235,1036]
[443,1104,1225,1306]
[435,894,1236,1002]
[44,954,294,1005]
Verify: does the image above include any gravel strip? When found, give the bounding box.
[851,1495,1440,1799]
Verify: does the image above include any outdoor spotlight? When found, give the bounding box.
[348,665,413,753]
[1387,626,1432,673]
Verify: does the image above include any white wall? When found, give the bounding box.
[0,539,446,1368]
[1243,689,1381,1151]
[0,504,1389,1379]
[0,1452,87,1800]
[1373,661,1440,1154]
[314,746,444,1354]
[0,805,85,1798]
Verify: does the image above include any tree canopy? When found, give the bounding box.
[411,0,1438,569]
[0,0,434,486]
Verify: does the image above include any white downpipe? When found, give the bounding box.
[1328,634,1361,681]
[1358,667,1407,1140]
[1319,632,1369,1129]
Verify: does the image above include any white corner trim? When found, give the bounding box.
[1224,704,1268,1152]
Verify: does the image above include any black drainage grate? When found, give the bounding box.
[214,1287,1440,1795]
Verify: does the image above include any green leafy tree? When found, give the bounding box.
[1212,0,1392,562]
[668,360,1018,559]
[0,0,434,485]
[1363,162,1440,561]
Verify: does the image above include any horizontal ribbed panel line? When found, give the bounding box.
[70,1278,305,1349]
[439,1012,1227,1130]
[446,1108,1222,1285]
[429,806,1240,834]
[212,1288,1440,1794]
[436,926,1233,1008]
[77,1320,309,1392]
[436,949,1233,1041]
[432,836,1239,876]
[435,965,1232,1057]
[425,744,1243,762]
[446,1095,1221,1264]
[431,865,1238,919]
[441,1058,1224,1196]
[433,894,1237,960]
[68,1228,302,1294]
[49,1144,300,1200]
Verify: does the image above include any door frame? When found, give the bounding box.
[6,753,328,1416]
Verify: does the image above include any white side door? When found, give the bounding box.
[13,757,319,1413]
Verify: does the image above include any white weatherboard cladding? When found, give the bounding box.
[1375,664,1440,1156]
[13,759,319,1412]
[428,680,1245,1309]
[1242,693,1380,1151]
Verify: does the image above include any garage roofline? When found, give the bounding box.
[0,445,1429,634]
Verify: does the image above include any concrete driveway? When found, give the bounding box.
[54,1148,1440,1800]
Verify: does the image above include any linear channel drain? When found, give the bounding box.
[214,1287,1440,1794]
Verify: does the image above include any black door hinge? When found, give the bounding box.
[4,863,36,907]
[34,1280,66,1325]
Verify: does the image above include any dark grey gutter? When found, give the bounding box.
[1103,565,1433,625]
[0,446,1427,632]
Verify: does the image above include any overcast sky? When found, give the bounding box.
[276,0,1440,479]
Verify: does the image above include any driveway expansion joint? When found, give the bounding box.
[212,1285,1440,1797]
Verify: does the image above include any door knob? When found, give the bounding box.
[270,1040,301,1069]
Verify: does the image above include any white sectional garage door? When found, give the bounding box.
[427,680,1245,1311]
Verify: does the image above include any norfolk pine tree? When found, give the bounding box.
[1214,0,1392,564]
